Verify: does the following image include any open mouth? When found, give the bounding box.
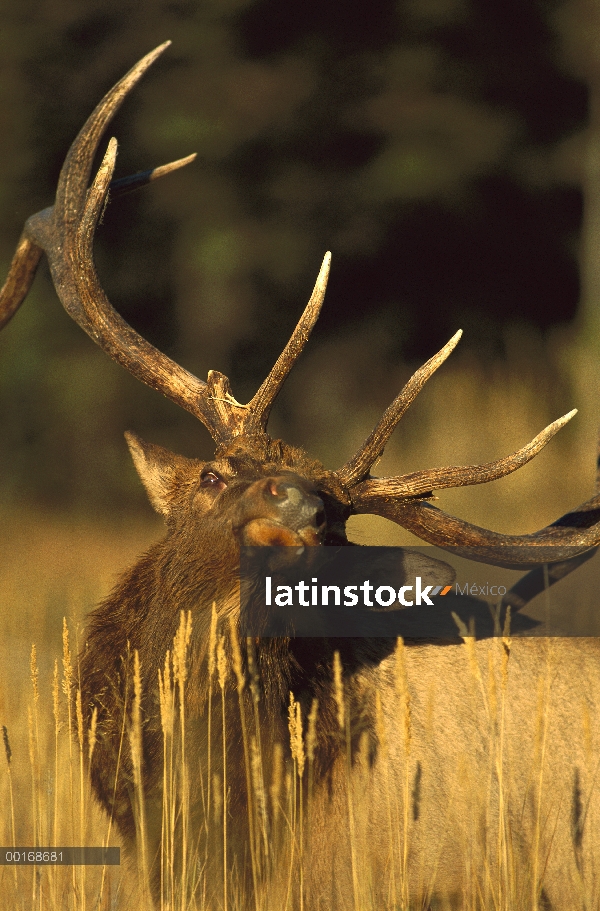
[239,518,323,548]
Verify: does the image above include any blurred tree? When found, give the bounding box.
[552,0,600,350]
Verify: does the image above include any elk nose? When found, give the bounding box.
[266,480,325,532]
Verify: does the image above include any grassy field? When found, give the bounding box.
[2,337,600,910]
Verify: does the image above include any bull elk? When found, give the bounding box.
[3,42,600,911]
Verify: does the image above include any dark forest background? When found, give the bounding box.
[0,0,597,523]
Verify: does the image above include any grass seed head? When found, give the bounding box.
[2,725,11,766]
[229,616,245,692]
[76,688,84,752]
[333,651,345,731]
[208,602,218,681]
[88,706,98,763]
[62,617,74,698]
[247,637,260,705]
[250,735,267,829]
[158,650,175,737]
[270,742,283,821]
[30,643,39,705]
[306,698,319,765]
[217,634,228,691]
[213,772,222,821]
[173,609,192,691]
[52,659,62,731]
[288,693,306,777]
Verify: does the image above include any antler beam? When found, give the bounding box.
[0,43,330,447]
[352,492,600,569]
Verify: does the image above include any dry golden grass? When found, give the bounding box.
[2,612,590,910]
[0,512,157,911]
[2,338,600,910]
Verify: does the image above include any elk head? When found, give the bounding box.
[2,41,600,583]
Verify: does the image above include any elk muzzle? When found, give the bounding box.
[233,474,326,547]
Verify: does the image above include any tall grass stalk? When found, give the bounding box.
[27,707,38,907]
[49,660,61,911]
[250,734,268,871]
[51,661,60,848]
[495,614,512,911]
[269,741,283,864]
[216,633,228,911]
[305,697,318,827]
[75,687,87,911]
[230,616,260,908]
[30,645,42,845]
[130,650,151,906]
[247,637,269,864]
[173,610,192,911]
[375,691,399,908]
[333,650,360,911]
[394,638,412,909]
[531,642,553,911]
[288,693,306,911]
[206,604,217,843]
[61,619,76,851]
[3,725,18,888]
[99,666,129,911]
[63,618,78,906]
[158,647,175,909]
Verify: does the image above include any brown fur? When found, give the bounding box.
[79,432,599,911]
[79,432,384,902]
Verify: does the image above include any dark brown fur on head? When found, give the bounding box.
[78,429,377,870]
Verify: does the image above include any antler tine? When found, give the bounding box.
[55,41,172,224]
[350,409,596,568]
[0,236,43,330]
[247,252,331,431]
[109,153,197,199]
[337,330,463,487]
[352,409,576,500]
[0,44,191,335]
[64,139,329,441]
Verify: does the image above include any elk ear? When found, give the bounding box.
[125,431,202,517]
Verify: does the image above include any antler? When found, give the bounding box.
[337,330,463,487]
[0,43,330,447]
[4,42,600,569]
[351,492,600,569]
[348,408,576,498]
[340,340,600,567]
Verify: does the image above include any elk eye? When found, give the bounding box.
[200,471,226,491]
